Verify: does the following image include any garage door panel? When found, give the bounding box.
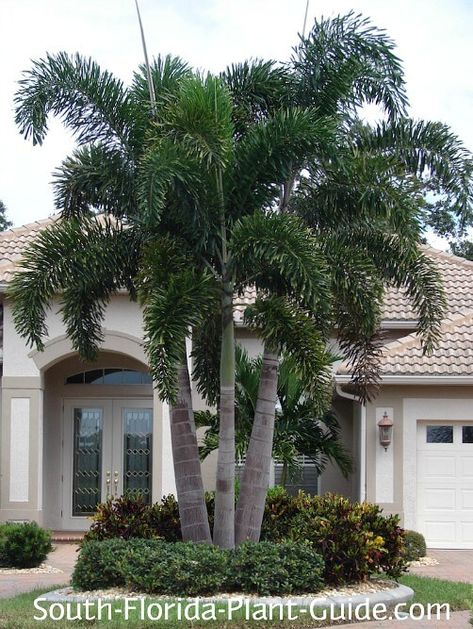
[461,490,473,510]
[424,521,457,544]
[460,522,473,543]
[418,455,457,477]
[461,457,473,477]
[417,422,473,549]
[422,488,456,510]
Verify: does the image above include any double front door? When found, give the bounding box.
[62,399,153,529]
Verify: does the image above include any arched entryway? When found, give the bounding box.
[33,332,173,531]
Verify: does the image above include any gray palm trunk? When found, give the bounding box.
[235,346,279,543]
[212,284,236,548]
[170,358,212,543]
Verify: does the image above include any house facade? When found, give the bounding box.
[0,219,472,548]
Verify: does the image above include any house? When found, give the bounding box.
[0,218,472,549]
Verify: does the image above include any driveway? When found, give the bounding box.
[0,543,78,599]
[409,550,473,583]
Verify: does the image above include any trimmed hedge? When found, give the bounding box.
[403,530,427,562]
[72,538,324,596]
[83,488,407,585]
[0,522,52,568]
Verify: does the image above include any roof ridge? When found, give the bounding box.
[421,244,473,269]
[0,214,60,238]
[381,309,473,356]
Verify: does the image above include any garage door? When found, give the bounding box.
[417,422,473,549]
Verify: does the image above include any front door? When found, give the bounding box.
[61,399,153,530]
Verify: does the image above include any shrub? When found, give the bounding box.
[0,522,52,568]
[83,493,157,543]
[72,538,130,590]
[125,540,229,596]
[262,491,407,585]
[403,530,427,562]
[73,538,324,596]
[228,541,324,596]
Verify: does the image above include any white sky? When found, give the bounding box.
[0,0,472,249]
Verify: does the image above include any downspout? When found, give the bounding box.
[335,384,366,502]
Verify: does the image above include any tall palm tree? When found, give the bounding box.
[230,13,473,543]
[11,53,334,548]
[11,53,214,543]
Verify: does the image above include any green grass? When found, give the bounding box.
[399,574,473,611]
[0,577,471,628]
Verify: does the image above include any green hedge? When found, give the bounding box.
[84,488,407,585]
[0,522,52,568]
[403,530,427,562]
[72,538,324,596]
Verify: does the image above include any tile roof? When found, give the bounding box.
[337,311,473,377]
[382,247,473,321]
[0,216,58,283]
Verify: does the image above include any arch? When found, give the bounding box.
[28,330,148,372]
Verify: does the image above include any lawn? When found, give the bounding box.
[0,577,471,628]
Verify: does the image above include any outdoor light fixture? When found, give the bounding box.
[378,411,393,451]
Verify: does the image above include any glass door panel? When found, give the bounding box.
[123,408,153,503]
[72,408,103,516]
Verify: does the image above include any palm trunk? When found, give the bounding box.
[212,282,236,549]
[235,346,279,543]
[170,355,212,543]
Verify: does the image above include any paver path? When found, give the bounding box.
[0,543,78,599]
[342,609,470,628]
[409,550,473,583]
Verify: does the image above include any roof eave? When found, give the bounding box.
[335,374,473,385]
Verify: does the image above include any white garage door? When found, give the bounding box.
[417,422,473,549]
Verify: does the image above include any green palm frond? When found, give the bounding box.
[293,11,408,120]
[140,264,219,402]
[160,75,234,170]
[8,217,136,359]
[244,296,332,408]
[231,212,330,320]
[221,59,290,135]
[15,52,133,149]
[53,143,137,218]
[351,119,473,235]
[228,108,335,217]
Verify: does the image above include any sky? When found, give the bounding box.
[0,0,472,248]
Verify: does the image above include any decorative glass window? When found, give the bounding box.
[426,425,453,443]
[462,426,473,444]
[72,408,103,516]
[123,409,152,503]
[66,369,152,385]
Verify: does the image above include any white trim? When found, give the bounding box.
[336,375,473,385]
[360,404,367,502]
[379,320,417,329]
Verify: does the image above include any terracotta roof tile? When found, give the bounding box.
[382,247,473,321]
[0,216,59,283]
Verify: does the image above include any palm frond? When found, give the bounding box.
[231,212,330,321]
[8,217,136,359]
[15,52,133,149]
[292,11,408,120]
[53,144,137,218]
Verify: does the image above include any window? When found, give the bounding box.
[426,425,453,443]
[66,369,152,385]
[462,426,473,444]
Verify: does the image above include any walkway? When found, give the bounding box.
[409,550,473,583]
[0,543,78,599]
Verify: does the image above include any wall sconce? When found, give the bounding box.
[378,411,393,451]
